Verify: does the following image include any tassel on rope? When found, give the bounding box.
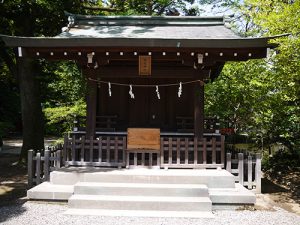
[129,84,135,99]
[155,85,160,99]
[108,82,112,97]
[178,82,182,97]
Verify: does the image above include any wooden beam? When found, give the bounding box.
[86,73,97,137]
[84,66,210,79]
[26,47,267,62]
[194,81,204,138]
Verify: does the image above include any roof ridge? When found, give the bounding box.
[64,11,226,25]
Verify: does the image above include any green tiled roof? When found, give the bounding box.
[0,13,276,49]
[58,12,239,39]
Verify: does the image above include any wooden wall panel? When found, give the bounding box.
[96,78,195,131]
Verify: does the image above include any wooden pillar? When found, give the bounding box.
[86,73,97,137]
[194,81,204,138]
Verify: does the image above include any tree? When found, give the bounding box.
[0,0,84,162]
[82,0,202,15]
[1,0,202,162]
[244,0,300,151]
[205,0,300,152]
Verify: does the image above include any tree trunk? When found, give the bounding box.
[18,58,44,162]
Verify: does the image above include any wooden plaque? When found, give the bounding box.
[127,128,160,150]
[139,56,151,76]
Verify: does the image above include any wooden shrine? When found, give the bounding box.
[1,13,275,168]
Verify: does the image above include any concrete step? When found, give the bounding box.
[74,182,209,197]
[27,182,73,200]
[64,209,214,218]
[68,195,212,212]
[209,183,256,204]
[51,168,235,188]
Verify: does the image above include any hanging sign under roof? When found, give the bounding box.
[139,55,151,76]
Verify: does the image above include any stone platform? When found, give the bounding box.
[27,168,255,218]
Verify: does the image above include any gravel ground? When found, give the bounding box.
[0,201,299,225]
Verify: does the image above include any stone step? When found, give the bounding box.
[51,168,235,188]
[64,209,214,218]
[74,182,209,197]
[27,182,73,200]
[209,183,256,204]
[68,195,212,212]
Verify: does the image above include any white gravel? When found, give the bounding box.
[1,201,300,225]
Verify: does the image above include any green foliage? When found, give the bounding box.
[43,99,86,135]
[97,0,201,15]
[40,61,87,135]
[0,1,88,137]
[205,60,272,133]
[40,61,86,106]
[205,0,300,154]
[0,64,20,137]
[262,149,300,173]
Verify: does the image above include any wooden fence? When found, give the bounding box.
[28,135,261,193]
[63,135,126,168]
[226,152,262,193]
[62,135,225,169]
[28,146,62,187]
[160,136,225,169]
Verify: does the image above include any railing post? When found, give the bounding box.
[141,152,145,166]
[221,135,225,166]
[169,137,173,165]
[90,136,94,163]
[212,137,216,165]
[36,152,41,185]
[176,138,180,165]
[28,150,34,187]
[44,150,50,182]
[81,136,85,162]
[202,137,207,164]
[184,138,188,165]
[160,137,164,167]
[238,153,244,185]
[107,137,111,163]
[63,134,68,164]
[72,135,76,163]
[114,137,118,163]
[56,150,61,168]
[226,153,231,173]
[122,136,126,166]
[194,137,198,165]
[255,153,262,193]
[248,155,253,190]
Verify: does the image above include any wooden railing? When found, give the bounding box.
[63,135,126,167]
[226,152,262,193]
[28,138,261,193]
[62,135,225,169]
[160,136,225,168]
[28,147,62,187]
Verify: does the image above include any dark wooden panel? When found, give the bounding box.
[96,78,196,132]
